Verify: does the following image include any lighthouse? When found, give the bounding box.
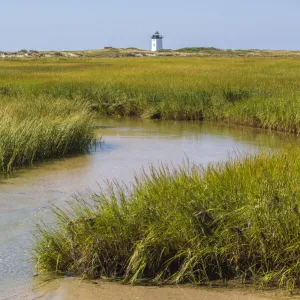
[151,31,163,51]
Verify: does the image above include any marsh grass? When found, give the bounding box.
[1,57,300,133]
[0,97,95,171]
[33,148,300,290]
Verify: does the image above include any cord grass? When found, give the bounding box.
[33,148,300,290]
[1,57,300,133]
[0,97,95,172]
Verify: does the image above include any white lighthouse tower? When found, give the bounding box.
[151,31,163,51]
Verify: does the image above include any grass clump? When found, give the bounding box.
[0,97,95,172]
[34,148,300,290]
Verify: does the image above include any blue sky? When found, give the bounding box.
[0,0,299,51]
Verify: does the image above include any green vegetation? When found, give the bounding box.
[177,47,220,52]
[1,57,300,133]
[0,97,94,172]
[34,148,300,290]
[1,55,299,288]
[14,56,300,290]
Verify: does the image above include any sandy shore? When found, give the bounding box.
[6,278,294,300]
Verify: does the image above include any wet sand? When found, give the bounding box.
[23,279,292,300]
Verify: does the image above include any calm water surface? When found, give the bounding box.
[0,118,297,299]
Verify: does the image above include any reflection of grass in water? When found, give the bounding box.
[0,97,94,172]
[34,149,300,291]
[2,57,300,133]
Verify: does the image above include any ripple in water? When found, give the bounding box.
[0,238,33,282]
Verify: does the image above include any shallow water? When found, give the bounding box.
[0,118,297,299]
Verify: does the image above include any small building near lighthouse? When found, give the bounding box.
[151,31,163,51]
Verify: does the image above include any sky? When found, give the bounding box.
[0,0,299,51]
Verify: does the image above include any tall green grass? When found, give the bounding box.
[33,148,300,290]
[0,97,95,172]
[1,57,300,133]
